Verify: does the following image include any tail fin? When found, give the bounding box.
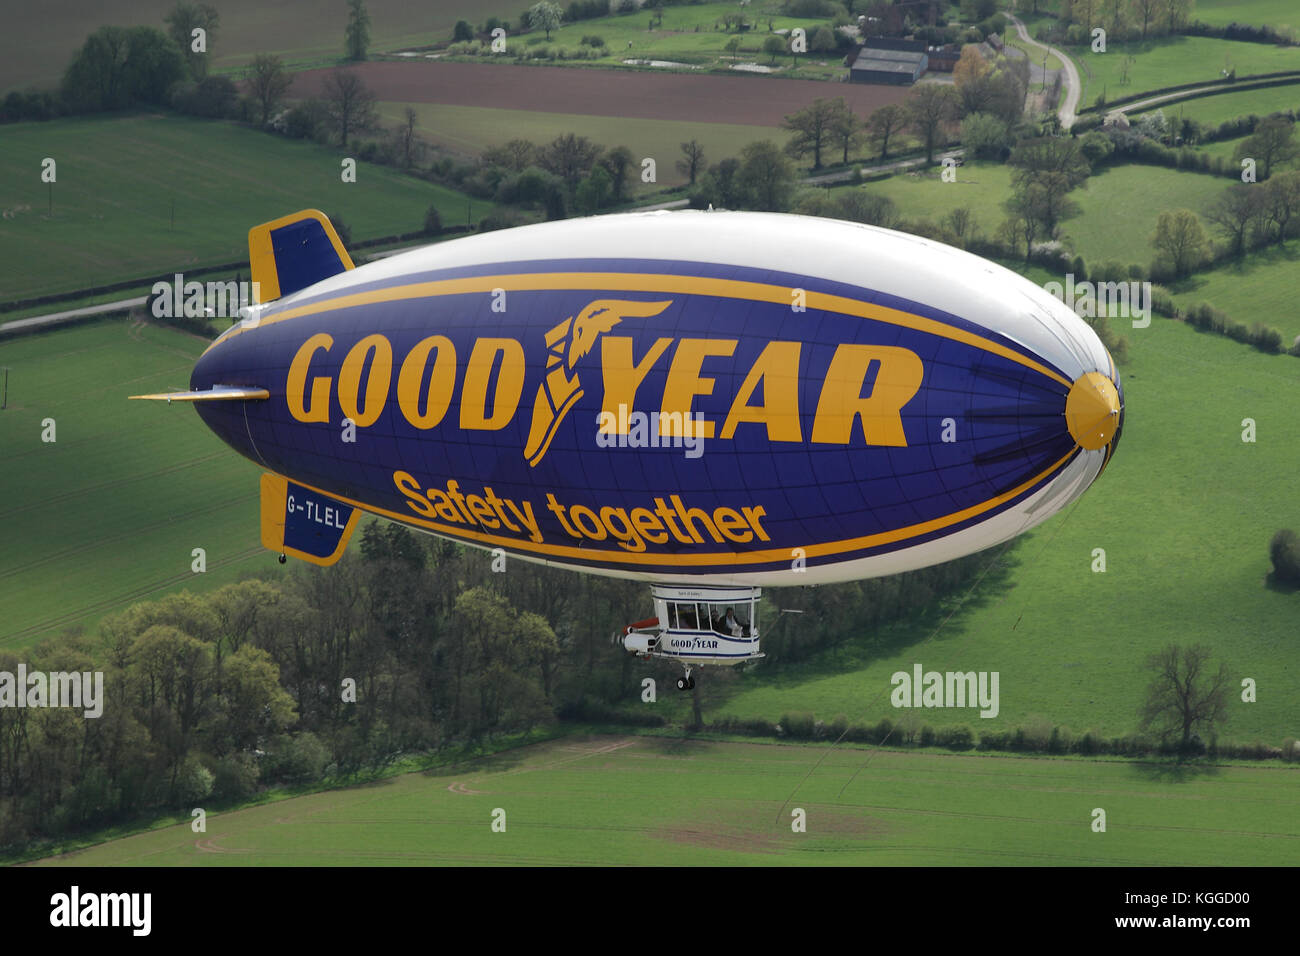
[248,209,354,303]
[260,473,358,566]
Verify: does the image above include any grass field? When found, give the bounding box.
[0,0,525,93]
[427,2,847,80]
[1194,0,1300,32]
[0,318,270,645]
[1075,36,1300,106]
[865,161,1231,266]
[704,316,1300,742]
[0,114,486,301]
[1170,243,1300,343]
[1130,83,1300,126]
[31,734,1300,865]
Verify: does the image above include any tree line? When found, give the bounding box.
[0,521,995,854]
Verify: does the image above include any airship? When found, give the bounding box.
[134,208,1123,690]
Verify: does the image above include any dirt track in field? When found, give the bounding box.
[289,60,909,125]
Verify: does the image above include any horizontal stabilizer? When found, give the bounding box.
[260,473,358,567]
[129,385,270,402]
[248,208,354,303]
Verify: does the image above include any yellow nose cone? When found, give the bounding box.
[1066,372,1121,450]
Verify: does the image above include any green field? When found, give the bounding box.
[1194,0,1300,32]
[1171,244,1300,343]
[0,319,268,644]
[0,0,526,92]
[1075,36,1300,106]
[865,161,1231,267]
[707,316,1300,742]
[31,734,1300,865]
[0,114,487,301]
[1131,83,1300,126]
[436,2,846,80]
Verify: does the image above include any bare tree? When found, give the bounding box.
[394,106,423,168]
[1139,644,1231,756]
[245,53,293,126]
[677,139,706,185]
[323,69,378,147]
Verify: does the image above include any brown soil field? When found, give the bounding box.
[290,60,909,125]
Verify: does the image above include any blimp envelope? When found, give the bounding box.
[184,210,1123,586]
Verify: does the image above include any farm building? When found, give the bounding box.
[925,43,961,72]
[849,44,929,85]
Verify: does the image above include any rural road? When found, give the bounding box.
[0,296,146,336]
[1007,13,1081,130]
[1104,75,1300,117]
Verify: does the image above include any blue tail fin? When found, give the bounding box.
[248,209,354,303]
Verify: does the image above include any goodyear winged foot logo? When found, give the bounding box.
[523,299,672,466]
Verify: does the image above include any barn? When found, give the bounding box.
[848,45,929,85]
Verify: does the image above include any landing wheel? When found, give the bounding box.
[278,553,287,564]
[686,676,696,690]
[676,677,688,691]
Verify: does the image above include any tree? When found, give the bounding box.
[1269,529,1300,586]
[677,139,706,184]
[599,144,636,203]
[1261,170,1300,245]
[1160,0,1192,34]
[61,26,186,113]
[424,204,443,235]
[961,111,1011,160]
[246,53,293,126]
[699,157,743,208]
[323,69,378,147]
[164,2,220,78]
[575,164,613,213]
[1008,136,1090,237]
[482,138,539,171]
[738,139,795,211]
[1205,183,1265,257]
[952,45,991,92]
[866,103,905,160]
[763,35,785,65]
[395,106,423,168]
[1150,208,1209,277]
[529,1,563,40]
[453,20,475,42]
[540,132,601,189]
[1139,644,1231,755]
[810,25,837,52]
[905,83,959,164]
[782,97,843,170]
[1133,0,1159,39]
[1234,117,1298,181]
[830,105,861,165]
[345,0,371,61]
[1001,188,1042,261]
